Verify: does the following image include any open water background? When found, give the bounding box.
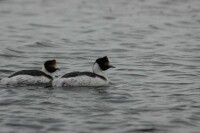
[0,0,200,132]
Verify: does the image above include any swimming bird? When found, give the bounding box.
[1,59,59,85]
[53,56,115,87]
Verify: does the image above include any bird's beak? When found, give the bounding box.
[109,65,115,68]
[56,68,60,71]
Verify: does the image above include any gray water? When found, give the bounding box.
[0,0,200,132]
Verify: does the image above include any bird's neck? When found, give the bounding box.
[41,65,54,79]
[93,63,107,79]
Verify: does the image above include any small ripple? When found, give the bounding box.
[5,47,26,54]
[0,10,11,14]
[102,16,116,20]
[0,69,13,73]
[164,22,200,29]
[29,23,63,29]
[5,123,44,129]
[160,70,184,74]
[89,126,115,131]
[170,118,196,126]
[0,53,24,58]
[111,48,131,52]
[0,99,20,106]
[39,101,57,105]
[145,81,193,85]
[119,42,138,48]
[0,47,27,59]
[124,73,148,78]
[178,20,195,25]
[149,24,162,30]
[164,22,178,28]
[189,113,200,122]
[77,40,95,45]
[0,98,34,106]
[9,35,32,39]
[38,118,65,124]
[100,93,134,104]
[18,12,38,17]
[133,127,158,133]
[26,42,56,48]
[81,29,96,33]
[168,73,198,78]
[150,61,183,67]
[46,126,66,132]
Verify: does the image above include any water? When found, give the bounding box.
[0,0,200,132]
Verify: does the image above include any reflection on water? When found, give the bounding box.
[0,0,200,133]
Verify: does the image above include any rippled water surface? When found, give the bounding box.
[0,0,200,132]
